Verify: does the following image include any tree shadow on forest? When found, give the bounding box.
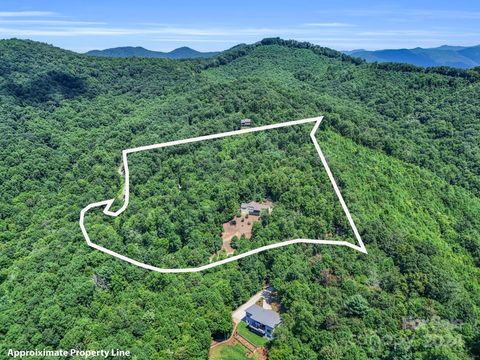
[5,70,89,104]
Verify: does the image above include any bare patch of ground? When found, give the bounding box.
[221,213,260,254]
[209,200,273,261]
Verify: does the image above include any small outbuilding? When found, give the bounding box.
[244,304,281,339]
[241,118,252,126]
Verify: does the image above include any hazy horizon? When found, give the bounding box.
[0,0,479,52]
[3,37,479,55]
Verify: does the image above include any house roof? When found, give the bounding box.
[241,201,270,212]
[245,304,281,328]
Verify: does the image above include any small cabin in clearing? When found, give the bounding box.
[240,118,252,127]
[240,201,271,216]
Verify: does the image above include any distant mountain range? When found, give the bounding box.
[86,44,480,68]
[345,45,480,68]
[85,46,219,59]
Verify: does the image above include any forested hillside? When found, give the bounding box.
[0,38,479,359]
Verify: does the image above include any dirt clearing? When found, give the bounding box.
[221,213,260,254]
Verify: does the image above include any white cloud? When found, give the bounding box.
[302,22,354,27]
[356,29,480,39]
[404,9,480,19]
[0,20,106,25]
[345,8,480,20]
[0,25,311,37]
[0,11,55,17]
[1,8,476,52]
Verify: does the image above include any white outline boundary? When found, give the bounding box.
[79,116,367,273]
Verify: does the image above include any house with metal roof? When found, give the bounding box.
[240,201,271,216]
[244,304,281,339]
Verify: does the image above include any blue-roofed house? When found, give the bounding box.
[244,304,281,340]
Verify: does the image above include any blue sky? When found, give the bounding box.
[0,0,479,52]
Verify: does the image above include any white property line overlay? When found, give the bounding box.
[79,116,367,273]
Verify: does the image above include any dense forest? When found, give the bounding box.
[0,38,479,359]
